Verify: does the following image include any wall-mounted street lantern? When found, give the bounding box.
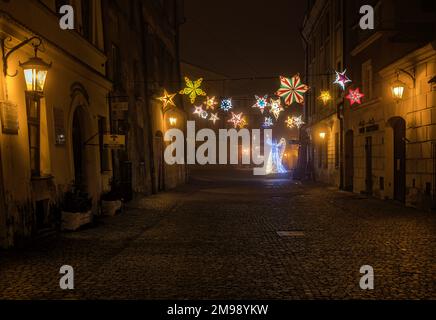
[319,132,327,140]
[391,68,415,101]
[1,36,51,97]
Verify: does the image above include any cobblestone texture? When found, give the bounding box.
[0,169,435,300]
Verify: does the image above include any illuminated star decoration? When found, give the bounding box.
[269,98,284,120]
[333,70,352,91]
[346,88,365,106]
[228,112,245,129]
[204,96,218,110]
[179,77,207,103]
[276,74,310,106]
[220,98,233,112]
[157,89,177,109]
[319,90,332,106]
[193,105,208,119]
[209,113,220,125]
[252,95,269,114]
[285,115,305,129]
[263,117,274,128]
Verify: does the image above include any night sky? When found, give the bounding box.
[180,0,308,97]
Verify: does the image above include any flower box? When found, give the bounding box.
[61,210,93,231]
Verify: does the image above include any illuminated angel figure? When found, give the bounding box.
[265,138,287,175]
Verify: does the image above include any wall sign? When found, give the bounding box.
[0,101,19,134]
[103,134,126,149]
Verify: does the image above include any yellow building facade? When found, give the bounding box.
[0,0,112,247]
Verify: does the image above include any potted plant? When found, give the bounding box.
[101,178,123,217]
[61,184,93,231]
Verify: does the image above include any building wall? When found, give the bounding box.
[0,0,112,247]
[302,0,436,209]
[302,0,343,187]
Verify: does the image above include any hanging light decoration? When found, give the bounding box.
[179,77,206,103]
[263,117,274,128]
[285,115,305,129]
[157,89,177,109]
[252,95,269,114]
[228,112,245,129]
[209,113,220,124]
[220,98,233,112]
[318,90,332,105]
[346,88,365,106]
[269,98,284,120]
[193,105,208,119]
[333,70,352,90]
[204,96,218,110]
[276,74,309,106]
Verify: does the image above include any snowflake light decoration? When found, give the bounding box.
[263,117,274,128]
[157,89,177,109]
[285,115,305,129]
[252,95,269,114]
[209,113,220,124]
[269,98,284,120]
[204,96,218,110]
[333,70,352,91]
[319,90,332,106]
[220,98,233,112]
[228,112,245,129]
[180,77,206,103]
[276,74,310,106]
[193,105,208,119]
[346,88,365,106]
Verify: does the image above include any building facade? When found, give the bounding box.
[0,0,186,248]
[302,0,436,209]
[0,0,111,247]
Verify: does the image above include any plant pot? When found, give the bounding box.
[61,210,93,231]
[101,200,122,217]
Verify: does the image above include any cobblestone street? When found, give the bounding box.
[0,169,435,300]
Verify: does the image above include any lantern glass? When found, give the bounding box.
[391,80,406,100]
[20,54,51,94]
[319,132,326,140]
[23,68,48,92]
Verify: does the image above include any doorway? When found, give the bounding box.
[345,130,354,191]
[365,136,373,195]
[391,117,406,202]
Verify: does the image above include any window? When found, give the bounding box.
[362,60,373,100]
[26,94,41,177]
[80,0,92,40]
